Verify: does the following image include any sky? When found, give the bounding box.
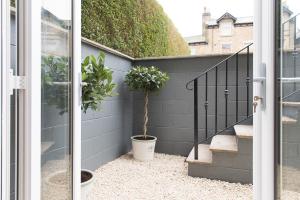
[42,0,72,20]
[157,0,254,37]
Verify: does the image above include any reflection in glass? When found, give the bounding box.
[41,0,72,199]
[280,1,300,199]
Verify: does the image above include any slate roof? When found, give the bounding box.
[216,12,237,23]
[206,13,253,27]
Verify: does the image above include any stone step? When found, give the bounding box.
[209,135,238,153]
[282,101,300,107]
[188,163,252,184]
[42,141,54,154]
[234,125,253,139]
[282,116,297,124]
[186,144,212,164]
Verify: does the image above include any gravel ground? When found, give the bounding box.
[281,166,300,200]
[41,158,71,200]
[90,153,253,200]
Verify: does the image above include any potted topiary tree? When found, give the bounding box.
[125,66,169,161]
[42,51,116,200]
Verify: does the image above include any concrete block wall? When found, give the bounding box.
[134,54,253,156]
[81,42,133,170]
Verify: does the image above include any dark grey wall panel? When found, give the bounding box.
[81,42,133,170]
[134,54,253,156]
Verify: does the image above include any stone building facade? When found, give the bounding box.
[185,7,295,55]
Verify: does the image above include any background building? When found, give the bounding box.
[185,8,253,55]
[185,7,297,56]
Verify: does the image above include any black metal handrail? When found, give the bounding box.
[186,43,253,160]
[186,43,253,90]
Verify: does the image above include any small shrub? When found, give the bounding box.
[125,66,169,137]
[81,52,117,113]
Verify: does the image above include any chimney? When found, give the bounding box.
[202,7,211,39]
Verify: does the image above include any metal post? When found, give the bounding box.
[236,54,239,122]
[194,79,198,160]
[205,73,208,140]
[246,46,250,116]
[225,60,229,127]
[215,68,218,134]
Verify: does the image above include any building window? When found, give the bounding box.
[222,43,231,50]
[220,21,233,36]
[191,48,197,55]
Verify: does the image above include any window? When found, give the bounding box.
[220,21,233,36]
[222,43,231,50]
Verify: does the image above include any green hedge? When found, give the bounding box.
[82,0,190,58]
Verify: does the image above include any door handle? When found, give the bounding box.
[254,96,263,101]
[253,96,263,113]
[253,102,258,113]
[253,63,266,110]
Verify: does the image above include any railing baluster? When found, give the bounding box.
[246,47,250,116]
[194,79,198,160]
[205,73,208,140]
[215,68,218,135]
[236,54,239,122]
[225,60,229,127]
[293,18,297,92]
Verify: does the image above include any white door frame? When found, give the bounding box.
[73,0,82,199]
[253,0,275,199]
[20,0,82,199]
[18,0,42,199]
[1,0,11,199]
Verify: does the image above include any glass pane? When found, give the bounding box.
[10,0,18,199]
[280,0,300,199]
[41,0,72,199]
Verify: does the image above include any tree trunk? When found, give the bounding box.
[143,91,149,138]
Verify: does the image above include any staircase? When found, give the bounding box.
[185,44,254,183]
[187,125,253,183]
[185,41,299,183]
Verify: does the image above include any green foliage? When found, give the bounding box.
[10,0,15,7]
[42,56,71,115]
[82,0,190,58]
[42,52,117,114]
[81,52,117,113]
[125,66,169,93]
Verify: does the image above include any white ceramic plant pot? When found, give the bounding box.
[45,170,94,200]
[81,169,95,200]
[131,135,157,161]
[44,170,71,200]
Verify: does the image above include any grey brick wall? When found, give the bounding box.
[81,42,133,170]
[134,54,253,156]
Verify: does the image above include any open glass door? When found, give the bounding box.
[41,0,81,199]
[1,0,21,199]
[2,0,81,199]
[41,0,73,198]
[276,0,300,199]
